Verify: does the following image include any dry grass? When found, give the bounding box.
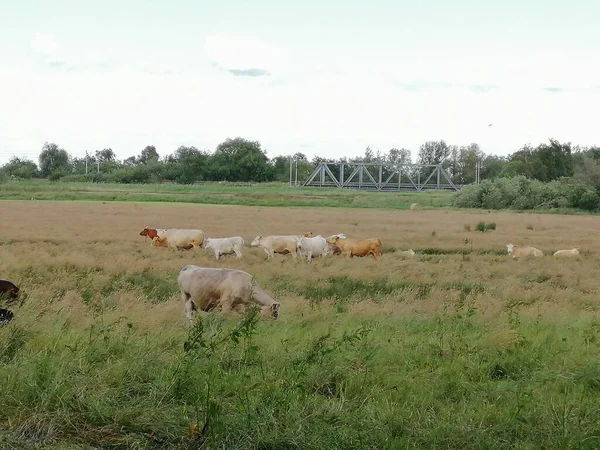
[2,201,599,322]
[1,200,600,448]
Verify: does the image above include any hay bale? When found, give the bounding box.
[410,203,421,210]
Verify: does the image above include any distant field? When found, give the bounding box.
[0,179,454,209]
[1,201,599,449]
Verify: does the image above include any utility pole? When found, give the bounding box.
[295,158,298,186]
[289,156,292,187]
[85,151,88,174]
[97,152,100,173]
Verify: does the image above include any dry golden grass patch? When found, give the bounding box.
[1,200,599,328]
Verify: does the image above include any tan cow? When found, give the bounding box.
[506,243,544,258]
[151,228,205,251]
[553,248,580,257]
[250,235,301,259]
[177,265,280,321]
[398,249,416,258]
[327,236,382,259]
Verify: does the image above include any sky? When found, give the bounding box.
[0,0,599,166]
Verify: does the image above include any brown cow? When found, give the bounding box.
[0,280,19,302]
[326,236,382,259]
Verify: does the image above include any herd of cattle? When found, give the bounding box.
[138,226,386,261]
[0,226,583,328]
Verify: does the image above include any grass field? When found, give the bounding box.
[0,180,454,209]
[1,200,600,449]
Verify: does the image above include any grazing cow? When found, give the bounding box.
[326,236,382,259]
[553,248,580,257]
[150,229,205,251]
[0,308,13,327]
[0,280,19,302]
[177,265,280,321]
[297,235,330,262]
[250,235,301,259]
[203,236,245,260]
[506,243,544,258]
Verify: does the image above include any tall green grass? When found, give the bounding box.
[1,306,599,449]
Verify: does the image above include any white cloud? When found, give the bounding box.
[204,33,289,75]
[1,31,599,166]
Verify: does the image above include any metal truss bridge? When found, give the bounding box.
[302,161,462,192]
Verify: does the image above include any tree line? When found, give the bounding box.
[1,136,599,196]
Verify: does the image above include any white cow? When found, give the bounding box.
[553,248,580,257]
[297,235,330,261]
[177,265,280,321]
[204,236,244,260]
[250,235,301,259]
[506,243,544,258]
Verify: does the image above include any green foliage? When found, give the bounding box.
[38,142,71,178]
[476,221,496,232]
[453,176,599,211]
[1,157,39,179]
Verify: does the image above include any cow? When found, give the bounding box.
[139,227,167,245]
[177,265,280,321]
[297,235,330,262]
[326,233,347,255]
[398,249,416,258]
[506,243,544,258]
[553,248,580,258]
[150,229,205,252]
[250,235,301,259]
[0,280,19,302]
[0,308,13,327]
[326,236,382,259]
[203,236,245,260]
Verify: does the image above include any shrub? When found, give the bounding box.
[452,176,600,211]
[475,221,486,232]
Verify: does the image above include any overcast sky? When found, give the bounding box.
[1,0,598,165]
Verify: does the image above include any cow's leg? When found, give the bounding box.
[214,250,220,260]
[234,246,242,259]
[184,297,197,322]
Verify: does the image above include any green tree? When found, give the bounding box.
[1,157,40,179]
[139,145,159,165]
[418,140,450,165]
[167,145,210,183]
[39,142,71,178]
[209,137,275,182]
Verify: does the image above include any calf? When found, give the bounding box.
[204,236,245,260]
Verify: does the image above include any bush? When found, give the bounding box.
[452,176,599,211]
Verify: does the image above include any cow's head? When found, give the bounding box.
[326,236,340,244]
[506,243,515,254]
[139,227,150,237]
[303,232,314,237]
[250,236,262,247]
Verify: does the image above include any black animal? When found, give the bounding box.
[0,308,13,327]
[0,280,19,302]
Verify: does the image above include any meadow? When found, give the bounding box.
[1,199,599,449]
[0,180,454,210]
